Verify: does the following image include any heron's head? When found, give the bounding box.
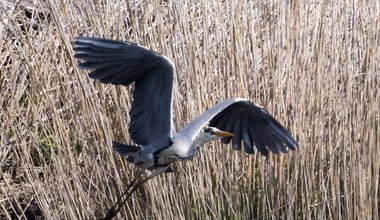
[203,127,234,141]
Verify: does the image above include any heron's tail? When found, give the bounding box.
[112,141,140,155]
[112,141,174,173]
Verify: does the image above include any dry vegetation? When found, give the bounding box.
[1,0,379,219]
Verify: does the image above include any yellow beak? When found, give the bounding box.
[215,131,234,137]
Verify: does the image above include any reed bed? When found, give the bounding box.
[1,0,379,219]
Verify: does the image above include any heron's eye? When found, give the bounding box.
[204,127,212,133]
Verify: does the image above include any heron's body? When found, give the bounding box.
[73,37,298,218]
[114,115,230,171]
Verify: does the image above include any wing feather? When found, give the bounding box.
[249,121,270,156]
[230,114,242,150]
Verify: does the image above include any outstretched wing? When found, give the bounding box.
[180,98,297,156]
[209,100,298,156]
[74,37,175,146]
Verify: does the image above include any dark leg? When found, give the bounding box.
[102,167,168,220]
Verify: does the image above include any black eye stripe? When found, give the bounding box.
[204,127,212,132]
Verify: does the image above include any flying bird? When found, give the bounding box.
[73,37,298,219]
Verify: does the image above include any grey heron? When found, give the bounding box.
[73,37,298,219]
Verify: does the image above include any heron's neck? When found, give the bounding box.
[192,132,217,149]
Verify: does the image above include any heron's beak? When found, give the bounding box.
[215,131,234,137]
